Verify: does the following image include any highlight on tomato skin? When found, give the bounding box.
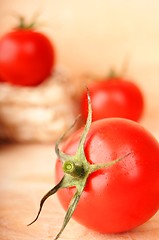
[55,117,159,234]
[80,77,144,122]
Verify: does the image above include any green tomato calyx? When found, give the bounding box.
[16,16,36,30]
[28,88,131,240]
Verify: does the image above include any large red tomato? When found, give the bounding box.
[80,78,144,122]
[55,118,159,234]
[0,28,55,86]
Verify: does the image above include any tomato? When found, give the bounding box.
[29,92,158,240]
[55,117,159,234]
[0,77,4,82]
[80,78,144,122]
[0,28,55,86]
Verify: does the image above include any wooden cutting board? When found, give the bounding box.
[0,143,159,240]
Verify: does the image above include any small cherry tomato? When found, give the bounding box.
[55,117,159,234]
[0,18,55,86]
[29,92,158,240]
[80,78,144,122]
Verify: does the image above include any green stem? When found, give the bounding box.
[19,16,25,29]
[17,16,36,30]
[63,161,85,178]
[107,68,117,79]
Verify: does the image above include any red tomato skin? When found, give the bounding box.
[0,30,55,86]
[55,118,159,233]
[0,77,4,82]
[81,79,144,122]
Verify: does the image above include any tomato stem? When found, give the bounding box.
[63,161,85,178]
[17,16,36,30]
[107,68,118,79]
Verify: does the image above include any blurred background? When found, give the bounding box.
[0,0,159,141]
[1,0,159,77]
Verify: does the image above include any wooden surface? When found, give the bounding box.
[1,136,159,240]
